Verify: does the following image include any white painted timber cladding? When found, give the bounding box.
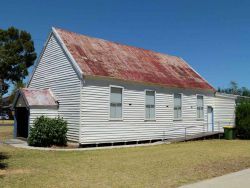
[214,96,236,129]
[29,34,81,142]
[80,79,215,144]
[29,109,58,127]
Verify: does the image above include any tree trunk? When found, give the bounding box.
[0,79,3,114]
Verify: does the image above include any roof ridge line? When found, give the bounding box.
[54,27,180,59]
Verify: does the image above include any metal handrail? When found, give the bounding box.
[162,125,200,133]
[162,121,232,141]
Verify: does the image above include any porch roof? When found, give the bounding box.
[14,88,58,109]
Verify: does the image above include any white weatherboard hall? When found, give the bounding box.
[13,27,236,145]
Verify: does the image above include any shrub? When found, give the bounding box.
[28,116,68,147]
[236,100,250,139]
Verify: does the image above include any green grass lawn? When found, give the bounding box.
[1,126,250,188]
[0,120,14,125]
[0,126,13,141]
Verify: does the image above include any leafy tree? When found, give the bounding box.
[229,81,239,95]
[242,87,250,97]
[236,100,250,139]
[218,81,250,97]
[0,26,36,110]
[8,81,25,103]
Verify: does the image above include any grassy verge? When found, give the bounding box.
[0,120,14,125]
[1,126,250,187]
[0,126,13,142]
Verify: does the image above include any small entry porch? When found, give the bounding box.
[13,88,58,139]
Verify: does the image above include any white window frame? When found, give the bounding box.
[196,94,204,120]
[144,89,156,121]
[109,85,124,121]
[173,93,182,120]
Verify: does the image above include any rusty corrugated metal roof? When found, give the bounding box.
[21,88,58,107]
[55,28,215,91]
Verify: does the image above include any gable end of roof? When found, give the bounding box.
[52,27,84,81]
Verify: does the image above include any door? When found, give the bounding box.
[16,107,29,138]
[207,106,214,132]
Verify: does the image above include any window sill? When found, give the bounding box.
[196,118,204,121]
[173,119,183,121]
[109,119,123,121]
[144,119,156,122]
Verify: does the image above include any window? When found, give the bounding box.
[174,94,182,119]
[197,95,204,119]
[110,87,123,119]
[145,90,155,120]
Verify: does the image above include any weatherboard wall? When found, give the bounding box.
[80,78,215,144]
[28,34,81,142]
[214,95,236,130]
[29,109,58,127]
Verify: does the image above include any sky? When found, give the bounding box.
[1,0,250,95]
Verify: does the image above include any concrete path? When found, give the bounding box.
[180,168,250,188]
[3,139,169,151]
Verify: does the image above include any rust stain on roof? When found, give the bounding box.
[21,88,58,107]
[56,28,215,91]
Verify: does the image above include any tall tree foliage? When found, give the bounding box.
[236,100,250,139]
[9,81,25,103]
[218,81,250,97]
[0,27,36,109]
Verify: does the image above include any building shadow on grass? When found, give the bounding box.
[0,152,9,170]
